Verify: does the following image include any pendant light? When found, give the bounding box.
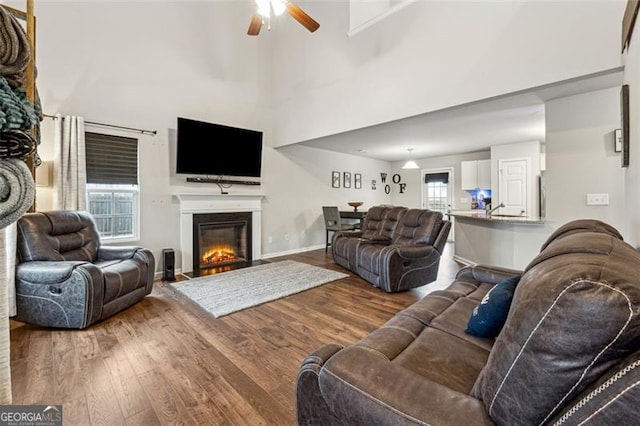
[402,148,419,169]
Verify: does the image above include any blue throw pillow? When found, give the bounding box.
[465,275,521,338]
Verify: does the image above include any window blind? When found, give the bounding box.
[85,132,138,185]
[424,172,449,184]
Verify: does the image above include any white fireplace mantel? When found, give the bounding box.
[173,193,265,273]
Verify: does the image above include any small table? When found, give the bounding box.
[340,210,367,228]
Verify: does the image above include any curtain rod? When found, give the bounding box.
[43,113,157,136]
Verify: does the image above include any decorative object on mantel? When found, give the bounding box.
[348,201,363,212]
[331,171,340,188]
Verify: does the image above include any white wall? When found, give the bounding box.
[545,87,626,235]
[623,15,640,248]
[272,0,625,146]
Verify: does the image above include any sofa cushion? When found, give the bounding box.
[392,209,443,245]
[473,228,640,425]
[465,275,520,338]
[360,205,391,240]
[16,211,100,262]
[377,206,406,240]
[355,292,493,394]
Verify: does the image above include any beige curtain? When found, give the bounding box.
[0,224,15,404]
[53,114,87,210]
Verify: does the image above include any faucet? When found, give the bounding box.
[486,202,505,215]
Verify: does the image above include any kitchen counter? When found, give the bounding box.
[448,210,545,224]
[448,210,550,270]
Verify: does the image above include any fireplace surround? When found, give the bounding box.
[174,193,264,274]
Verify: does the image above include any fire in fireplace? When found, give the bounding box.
[193,212,252,272]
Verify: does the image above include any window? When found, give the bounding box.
[424,172,450,214]
[423,169,454,242]
[85,132,139,242]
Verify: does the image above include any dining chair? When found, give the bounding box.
[322,206,358,253]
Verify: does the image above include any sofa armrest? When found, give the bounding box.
[456,264,523,285]
[391,244,438,259]
[374,245,442,292]
[98,246,155,294]
[98,245,143,261]
[15,261,104,328]
[318,346,494,425]
[296,343,345,425]
[433,220,452,254]
[17,260,94,284]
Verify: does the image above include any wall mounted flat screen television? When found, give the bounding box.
[176,117,263,178]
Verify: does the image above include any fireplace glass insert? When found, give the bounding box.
[193,212,252,272]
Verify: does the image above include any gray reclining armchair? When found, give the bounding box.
[14,210,155,329]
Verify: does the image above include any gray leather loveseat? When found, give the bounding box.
[331,205,451,292]
[297,219,640,425]
[14,210,155,329]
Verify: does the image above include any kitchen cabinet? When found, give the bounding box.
[461,159,491,190]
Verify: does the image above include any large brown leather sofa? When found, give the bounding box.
[331,205,451,293]
[297,219,640,425]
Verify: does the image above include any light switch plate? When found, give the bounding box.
[586,193,609,206]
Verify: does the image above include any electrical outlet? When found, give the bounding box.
[586,193,609,206]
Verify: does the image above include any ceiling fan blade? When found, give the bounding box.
[286,2,320,32]
[247,14,263,36]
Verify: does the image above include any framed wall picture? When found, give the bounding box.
[354,173,362,189]
[332,171,340,188]
[343,172,351,188]
[621,84,630,168]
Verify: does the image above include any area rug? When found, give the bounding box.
[171,260,348,318]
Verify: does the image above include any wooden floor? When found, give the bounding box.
[9,244,461,425]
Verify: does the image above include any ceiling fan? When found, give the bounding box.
[248,0,320,36]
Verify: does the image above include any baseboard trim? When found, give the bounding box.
[453,255,476,267]
[261,244,325,259]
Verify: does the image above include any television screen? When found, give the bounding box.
[176,117,263,178]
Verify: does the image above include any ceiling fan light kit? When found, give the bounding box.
[248,0,320,36]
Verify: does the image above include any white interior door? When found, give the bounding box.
[498,158,528,216]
